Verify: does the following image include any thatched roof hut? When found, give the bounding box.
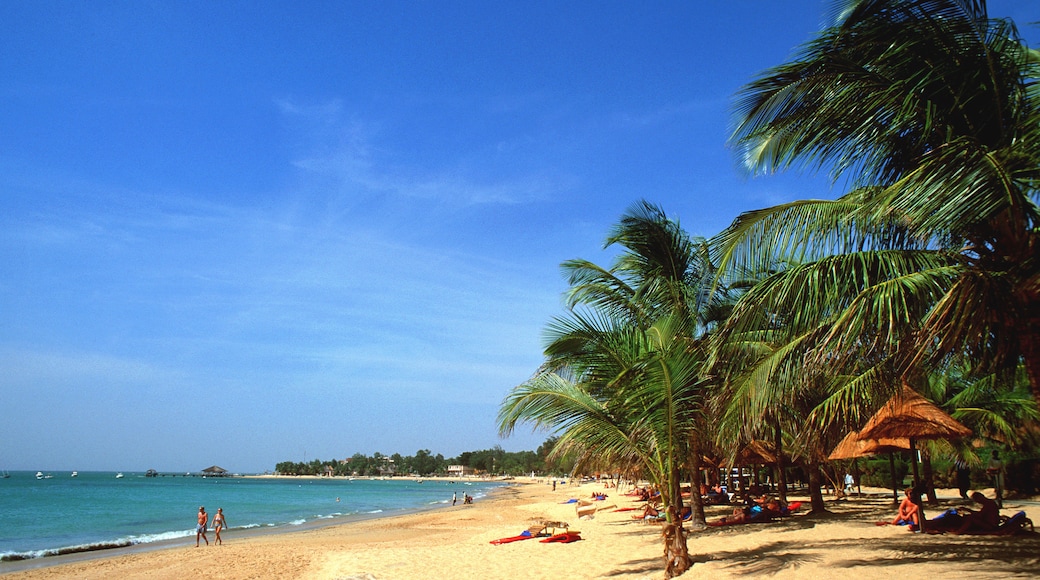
[201,465,229,477]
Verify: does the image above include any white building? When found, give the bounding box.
[446,465,475,478]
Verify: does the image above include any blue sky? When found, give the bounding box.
[2,1,1036,473]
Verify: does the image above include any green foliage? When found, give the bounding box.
[274,441,555,477]
[856,456,910,489]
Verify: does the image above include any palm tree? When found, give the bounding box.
[499,202,719,577]
[500,315,701,577]
[714,0,1040,425]
[935,364,1040,450]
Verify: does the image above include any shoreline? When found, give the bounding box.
[2,481,1037,579]
[0,479,517,574]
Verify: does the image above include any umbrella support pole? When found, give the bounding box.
[888,453,898,503]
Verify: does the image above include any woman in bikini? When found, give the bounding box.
[213,507,228,545]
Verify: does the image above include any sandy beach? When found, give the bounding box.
[2,480,1037,580]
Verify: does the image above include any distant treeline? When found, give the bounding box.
[274,438,573,477]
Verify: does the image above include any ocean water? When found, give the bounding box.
[0,471,504,562]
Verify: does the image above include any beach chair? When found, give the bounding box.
[576,503,597,519]
[489,523,550,545]
[991,511,1034,535]
[541,520,572,535]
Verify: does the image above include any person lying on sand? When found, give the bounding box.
[712,498,784,525]
[634,503,661,520]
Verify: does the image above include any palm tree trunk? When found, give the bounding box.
[663,465,692,577]
[688,438,707,528]
[922,452,937,504]
[662,516,692,577]
[807,462,828,514]
[1019,319,1040,406]
[773,422,788,503]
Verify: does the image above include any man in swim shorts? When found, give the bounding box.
[196,506,209,547]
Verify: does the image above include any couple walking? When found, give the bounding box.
[196,506,228,546]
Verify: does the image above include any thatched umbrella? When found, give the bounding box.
[849,385,970,532]
[857,383,971,488]
[734,440,780,466]
[828,430,911,501]
[725,440,790,495]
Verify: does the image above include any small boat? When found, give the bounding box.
[71,471,78,478]
[36,471,44,480]
[115,472,124,479]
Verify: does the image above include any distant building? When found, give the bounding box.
[447,465,475,478]
[201,465,229,477]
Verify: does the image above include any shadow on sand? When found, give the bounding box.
[680,505,1040,577]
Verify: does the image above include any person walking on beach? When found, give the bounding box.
[955,459,971,499]
[213,507,227,545]
[196,506,209,547]
[452,491,457,506]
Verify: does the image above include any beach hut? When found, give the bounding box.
[201,466,229,477]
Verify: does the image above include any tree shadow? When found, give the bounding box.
[600,556,663,577]
[688,530,1040,576]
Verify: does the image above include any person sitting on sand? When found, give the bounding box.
[884,488,920,528]
[951,492,1000,534]
[705,483,729,505]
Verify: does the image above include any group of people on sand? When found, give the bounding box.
[882,486,1003,534]
[195,506,228,547]
[713,493,787,525]
[701,483,730,505]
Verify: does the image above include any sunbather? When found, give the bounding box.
[881,488,920,528]
[634,503,661,520]
[951,492,1000,535]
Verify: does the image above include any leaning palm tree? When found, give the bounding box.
[500,202,719,577]
[561,201,727,527]
[500,315,701,577]
[715,0,1040,423]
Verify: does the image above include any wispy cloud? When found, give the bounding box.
[278,97,566,206]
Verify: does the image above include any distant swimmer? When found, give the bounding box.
[213,508,227,545]
[196,506,209,547]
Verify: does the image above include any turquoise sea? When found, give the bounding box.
[0,471,505,563]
